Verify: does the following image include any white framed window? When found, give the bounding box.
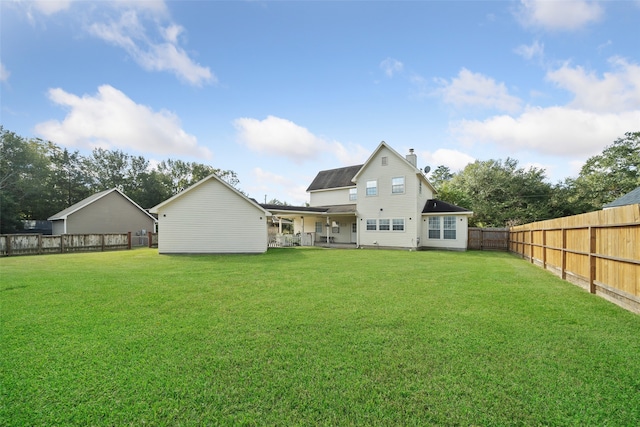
[379,219,390,231]
[315,222,323,233]
[381,156,388,166]
[444,217,456,240]
[428,216,440,239]
[392,218,405,231]
[366,219,377,231]
[366,180,378,196]
[349,188,357,201]
[332,221,340,234]
[391,177,405,194]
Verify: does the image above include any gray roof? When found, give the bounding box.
[48,188,157,222]
[48,188,113,220]
[306,165,363,192]
[422,199,472,214]
[603,186,640,208]
[261,204,357,215]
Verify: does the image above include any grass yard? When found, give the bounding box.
[1,248,639,426]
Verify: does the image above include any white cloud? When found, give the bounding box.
[517,0,603,31]
[88,10,214,86]
[0,62,9,82]
[234,116,326,163]
[546,57,640,113]
[421,148,475,172]
[436,68,522,113]
[380,58,404,78]
[453,106,640,157]
[31,0,73,15]
[250,168,309,205]
[34,84,211,159]
[233,115,369,166]
[514,40,544,61]
[331,141,371,166]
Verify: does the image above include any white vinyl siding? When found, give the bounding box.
[156,178,267,254]
[309,187,352,207]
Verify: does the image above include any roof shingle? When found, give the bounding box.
[306,165,363,192]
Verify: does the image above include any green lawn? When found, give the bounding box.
[1,248,639,426]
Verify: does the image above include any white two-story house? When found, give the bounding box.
[266,141,473,250]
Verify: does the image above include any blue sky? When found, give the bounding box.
[2,0,639,206]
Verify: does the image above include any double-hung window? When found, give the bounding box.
[366,219,377,231]
[444,217,456,239]
[391,177,405,194]
[392,218,405,231]
[379,219,390,231]
[349,188,357,201]
[366,180,378,196]
[315,222,323,233]
[428,216,441,239]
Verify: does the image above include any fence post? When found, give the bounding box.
[7,235,12,256]
[561,228,567,280]
[148,231,153,248]
[542,229,547,269]
[38,234,43,255]
[127,231,132,250]
[101,234,105,251]
[589,226,596,294]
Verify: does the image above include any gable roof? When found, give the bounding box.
[150,173,270,215]
[422,199,473,214]
[603,186,640,208]
[48,188,157,222]
[306,165,363,192]
[351,141,437,193]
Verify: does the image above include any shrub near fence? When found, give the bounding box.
[0,233,132,257]
[509,204,640,314]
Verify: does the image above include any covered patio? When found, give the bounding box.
[262,204,358,248]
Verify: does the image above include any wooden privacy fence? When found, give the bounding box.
[509,204,640,314]
[0,233,132,257]
[468,228,509,250]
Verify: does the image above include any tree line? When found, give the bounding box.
[1,127,638,233]
[430,131,639,227]
[0,127,239,234]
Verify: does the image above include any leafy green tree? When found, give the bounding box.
[0,128,51,232]
[440,158,553,227]
[47,145,92,213]
[570,132,640,211]
[429,165,454,191]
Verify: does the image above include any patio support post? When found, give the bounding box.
[326,216,330,244]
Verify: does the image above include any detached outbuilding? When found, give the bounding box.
[149,174,271,254]
[48,188,156,236]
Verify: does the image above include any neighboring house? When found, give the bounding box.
[48,188,157,238]
[149,173,271,254]
[266,141,473,250]
[603,186,640,209]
